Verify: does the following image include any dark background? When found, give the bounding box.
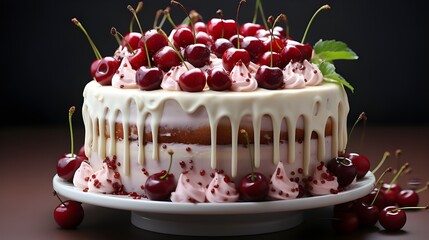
[1,0,428,128]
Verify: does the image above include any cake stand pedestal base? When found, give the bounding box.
[130,210,303,236]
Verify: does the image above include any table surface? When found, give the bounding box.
[1,125,428,240]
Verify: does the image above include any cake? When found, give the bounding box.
[68,2,358,203]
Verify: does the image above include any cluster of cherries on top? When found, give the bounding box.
[85,0,315,92]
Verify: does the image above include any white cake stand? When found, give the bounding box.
[53,172,375,236]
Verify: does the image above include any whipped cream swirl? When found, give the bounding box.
[205,172,239,203]
[230,61,258,92]
[88,162,122,194]
[268,161,300,200]
[283,60,323,89]
[112,57,138,89]
[73,161,94,190]
[308,162,339,196]
[161,62,195,91]
[170,172,206,203]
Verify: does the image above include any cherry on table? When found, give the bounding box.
[378,206,407,231]
[53,191,84,229]
[332,211,359,234]
[355,201,380,227]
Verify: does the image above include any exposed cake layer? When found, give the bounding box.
[88,139,332,195]
[82,80,349,178]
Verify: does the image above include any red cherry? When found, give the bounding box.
[254,65,284,90]
[184,43,211,68]
[211,38,234,58]
[172,27,194,48]
[139,29,168,56]
[178,68,206,92]
[355,202,380,227]
[239,172,269,201]
[257,51,284,68]
[57,106,84,182]
[94,57,120,86]
[222,48,251,72]
[295,43,313,61]
[262,36,285,53]
[239,22,264,37]
[57,154,84,182]
[207,67,232,91]
[121,32,142,52]
[332,211,359,233]
[53,192,84,229]
[229,34,244,49]
[194,21,207,33]
[206,18,237,40]
[145,171,176,200]
[379,206,407,231]
[280,45,302,66]
[128,48,149,70]
[397,189,419,207]
[347,153,370,179]
[326,157,357,188]
[241,36,264,62]
[153,46,181,72]
[195,31,214,49]
[135,66,163,91]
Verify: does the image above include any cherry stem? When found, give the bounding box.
[128,5,152,68]
[393,205,429,212]
[111,27,134,52]
[268,14,286,67]
[301,4,330,44]
[53,191,65,205]
[216,9,225,39]
[240,129,255,182]
[158,8,170,29]
[235,0,246,49]
[160,150,174,180]
[153,9,164,29]
[416,182,429,194]
[386,162,409,192]
[282,14,290,38]
[374,167,392,189]
[251,0,258,24]
[71,18,102,60]
[372,151,390,174]
[68,106,75,156]
[394,149,402,174]
[171,0,196,44]
[370,182,384,207]
[163,7,177,28]
[256,0,269,29]
[344,112,366,155]
[129,1,143,32]
[156,28,189,70]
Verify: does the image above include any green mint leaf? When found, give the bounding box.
[314,40,358,62]
[318,61,354,92]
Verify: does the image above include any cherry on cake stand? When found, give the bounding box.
[53,172,375,236]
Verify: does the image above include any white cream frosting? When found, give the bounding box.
[113,45,132,59]
[111,57,137,89]
[205,172,239,203]
[160,62,195,91]
[170,172,206,203]
[82,80,349,180]
[88,162,122,194]
[308,162,339,196]
[268,161,299,200]
[283,60,323,89]
[230,61,258,92]
[73,161,94,190]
